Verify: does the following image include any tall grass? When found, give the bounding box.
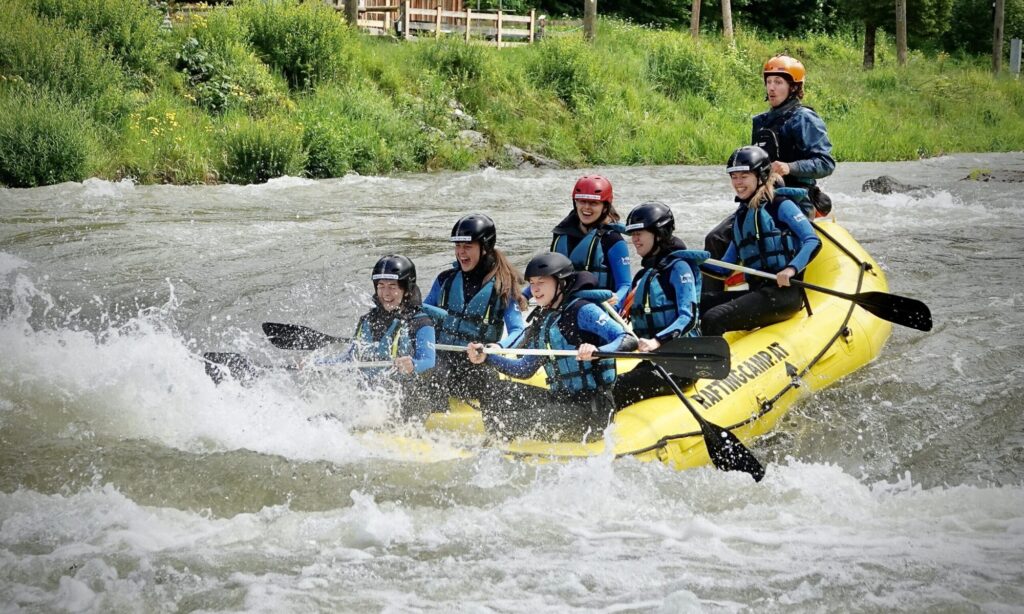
[218,115,306,184]
[27,0,166,76]
[233,0,353,90]
[1,1,1021,186]
[0,85,94,187]
[0,0,131,121]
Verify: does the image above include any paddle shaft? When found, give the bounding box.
[707,258,854,300]
[704,258,933,331]
[434,343,722,362]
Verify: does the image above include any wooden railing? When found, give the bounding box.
[399,6,536,46]
[169,2,539,47]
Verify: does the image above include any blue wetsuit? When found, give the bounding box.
[700,194,822,336]
[548,211,632,305]
[478,273,638,441]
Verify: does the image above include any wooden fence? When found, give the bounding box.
[401,6,536,46]
[168,1,539,47]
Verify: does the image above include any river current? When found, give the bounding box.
[1,153,1023,612]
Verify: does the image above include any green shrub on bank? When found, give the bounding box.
[422,37,487,84]
[174,9,290,114]
[297,83,455,176]
[218,115,306,184]
[0,86,93,187]
[529,37,599,110]
[28,0,166,77]
[234,0,352,90]
[0,0,130,120]
[113,95,215,184]
[645,36,738,104]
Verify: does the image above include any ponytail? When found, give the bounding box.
[749,171,782,210]
[485,249,528,310]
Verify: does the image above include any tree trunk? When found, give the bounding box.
[690,0,701,39]
[863,20,877,69]
[345,0,359,27]
[895,0,907,65]
[721,0,733,41]
[583,0,597,42]
[993,0,1006,73]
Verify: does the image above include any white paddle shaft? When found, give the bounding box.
[705,258,778,281]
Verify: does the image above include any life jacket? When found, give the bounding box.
[774,186,814,218]
[732,195,801,275]
[436,266,506,345]
[353,312,413,361]
[630,250,704,339]
[534,288,618,396]
[753,99,807,167]
[551,222,626,291]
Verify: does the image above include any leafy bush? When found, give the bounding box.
[219,115,306,184]
[0,86,93,187]
[529,37,598,110]
[0,0,130,120]
[645,37,735,103]
[234,0,352,90]
[114,95,215,184]
[297,84,445,177]
[174,9,290,114]
[28,0,166,76]
[422,38,487,84]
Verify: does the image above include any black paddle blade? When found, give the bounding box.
[203,352,259,385]
[262,322,346,350]
[656,336,732,380]
[853,291,933,332]
[698,420,766,482]
[652,363,764,482]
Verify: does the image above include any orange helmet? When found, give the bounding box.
[572,175,613,205]
[763,55,805,84]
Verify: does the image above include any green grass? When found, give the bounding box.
[0,0,1021,186]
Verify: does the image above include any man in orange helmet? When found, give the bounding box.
[703,54,834,292]
[753,54,834,188]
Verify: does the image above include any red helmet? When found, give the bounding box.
[572,175,613,206]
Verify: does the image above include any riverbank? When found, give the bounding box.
[1,0,1022,187]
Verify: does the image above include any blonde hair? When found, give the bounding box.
[485,249,528,310]
[748,171,783,209]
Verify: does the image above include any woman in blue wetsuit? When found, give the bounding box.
[700,146,822,336]
[548,175,632,307]
[317,255,436,417]
[467,253,638,441]
[422,213,527,412]
[613,201,708,408]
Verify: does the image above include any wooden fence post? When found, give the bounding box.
[435,5,442,37]
[583,0,596,41]
[496,11,503,48]
[402,0,410,39]
[465,7,472,42]
[529,9,536,43]
[993,0,1006,74]
[345,0,358,26]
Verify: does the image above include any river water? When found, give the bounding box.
[2,153,1023,612]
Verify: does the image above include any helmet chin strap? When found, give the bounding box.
[550,278,569,309]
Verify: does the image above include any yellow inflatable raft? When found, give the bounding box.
[419,218,892,471]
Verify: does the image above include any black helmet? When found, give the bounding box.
[371,254,416,288]
[450,214,497,252]
[524,252,575,281]
[624,201,674,238]
[727,146,772,185]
